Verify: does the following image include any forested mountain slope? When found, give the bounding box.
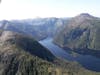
[54,13,100,51]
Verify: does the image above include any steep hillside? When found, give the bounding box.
[0,30,99,75]
[0,30,55,61]
[54,13,100,51]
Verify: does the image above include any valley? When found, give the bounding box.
[0,0,100,75]
[0,13,100,75]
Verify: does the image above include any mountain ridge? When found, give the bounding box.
[54,13,100,51]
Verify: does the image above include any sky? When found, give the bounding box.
[0,0,100,20]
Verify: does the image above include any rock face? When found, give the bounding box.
[54,13,100,50]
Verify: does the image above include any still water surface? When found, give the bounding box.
[39,38,100,72]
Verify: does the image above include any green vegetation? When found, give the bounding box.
[54,13,100,51]
[0,30,100,75]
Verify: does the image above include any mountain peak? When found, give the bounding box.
[71,13,94,24]
[54,13,100,51]
[79,13,91,16]
[77,13,94,18]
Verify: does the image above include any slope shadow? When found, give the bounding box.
[63,47,100,72]
[74,48,100,59]
[63,47,100,59]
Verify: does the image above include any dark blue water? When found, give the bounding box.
[39,38,100,72]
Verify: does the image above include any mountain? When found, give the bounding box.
[0,30,99,75]
[0,30,55,75]
[0,18,68,40]
[54,13,100,51]
[0,30,55,61]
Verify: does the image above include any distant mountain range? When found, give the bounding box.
[54,13,100,51]
[0,18,69,40]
